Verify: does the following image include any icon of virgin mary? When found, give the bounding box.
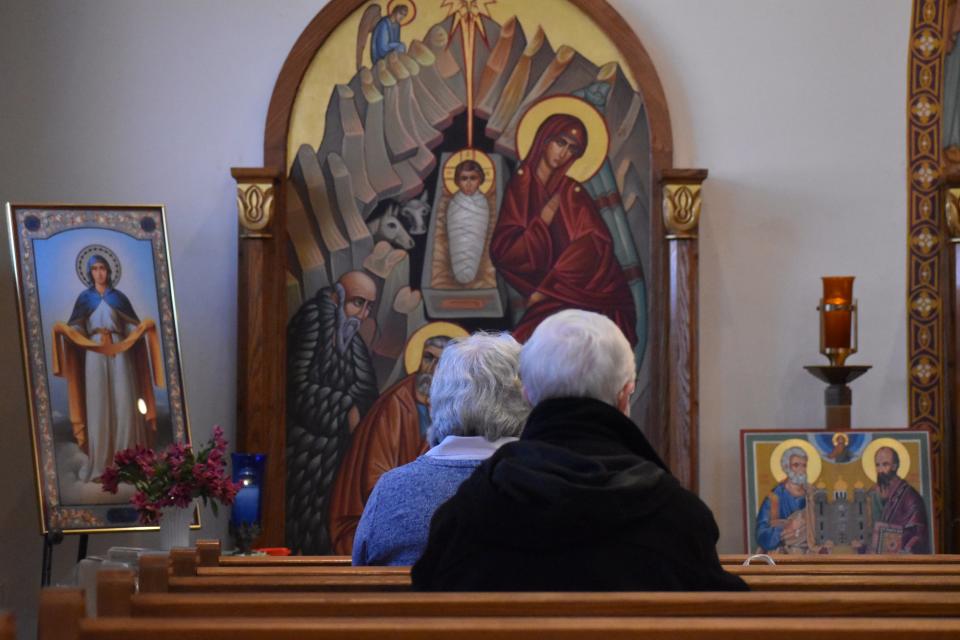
[490,103,637,344]
[51,246,165,483]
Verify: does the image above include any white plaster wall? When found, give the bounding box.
[614,0,910,552]
[0,0,910,634]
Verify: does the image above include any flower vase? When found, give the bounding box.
[159,503,193,550]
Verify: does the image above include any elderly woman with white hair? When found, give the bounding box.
[413,309,746,591]
[352,332,529,566]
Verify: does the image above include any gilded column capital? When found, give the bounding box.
[231,167,282,239]
[661,168,708,240]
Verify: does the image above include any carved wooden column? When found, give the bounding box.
[944,183,960,550]
[232,167,285,546]
[660,169,706,492]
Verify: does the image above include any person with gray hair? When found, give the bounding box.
[756,446,811,553]
[413,309,746,591]
[352,332,529,566]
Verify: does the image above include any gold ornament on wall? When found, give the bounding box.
[662,183,701,239]
[236,183,275,237]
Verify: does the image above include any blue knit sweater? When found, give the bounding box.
[352,455,485,566]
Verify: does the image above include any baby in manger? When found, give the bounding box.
[446,159,491,285]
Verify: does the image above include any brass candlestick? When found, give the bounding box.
[808,276,870,429]
[804,365,871,430]
[819,276,857,367]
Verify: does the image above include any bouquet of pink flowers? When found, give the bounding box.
[99,426,241,525]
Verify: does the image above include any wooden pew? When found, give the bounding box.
[140,556,960,594]
[195,540,960,571]
[196,566,409,577]
[198,563,960,578]
[743,574,960,591]
[40,609,960,639]
[723,553,960,565]
[158,573,960,593]
[196,540,350,568]
[103,570,960,617]
[41,587,960,640]
[122,590,960,619]
[171,575,412,593]
[76,617,960,639]
[727,564,960,576]
[136,555,409,594]
[217,555,352,567]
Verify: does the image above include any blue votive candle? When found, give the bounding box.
[232,484,261,525]
[230,452,265,527]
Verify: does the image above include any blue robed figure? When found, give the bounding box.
[756,484,807,551]
[53,252,164,483]
[755,445,812,553]
[371,4,408,65]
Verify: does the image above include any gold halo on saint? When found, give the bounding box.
[76,244,122,288]
[386,0,417,26]
[832,432,849,446]
[515,95,609,183]
[404,321,469,374]
[769,439,822,485]
[443,149,495,195]
[861,437,911,483]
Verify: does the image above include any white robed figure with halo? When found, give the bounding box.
[52,245,165,483]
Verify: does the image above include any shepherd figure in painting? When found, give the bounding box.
[285,270,380,554]
[52,247,165,483]
[490,110,636,344]
[327,323,467,555]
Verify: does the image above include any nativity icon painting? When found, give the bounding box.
[8,204,189,534]
[741,430,934,555]
[282,0,655,554]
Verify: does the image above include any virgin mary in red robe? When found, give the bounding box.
[490,113,637,344]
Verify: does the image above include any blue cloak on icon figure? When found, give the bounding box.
[755,484,806,552]
[68,256,140,327]
[371,15,405,65]
[53,251,165,484]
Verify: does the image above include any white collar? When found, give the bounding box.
[424,435,517,460]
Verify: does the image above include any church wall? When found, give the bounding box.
[619,0,911,552]
[0,0,911,635]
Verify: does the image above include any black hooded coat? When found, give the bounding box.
[411,397,748,591]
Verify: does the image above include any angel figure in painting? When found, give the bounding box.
[356,0,415,68]
[490,104,637,344]
[51,246,165,483]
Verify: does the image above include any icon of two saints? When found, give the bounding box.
[756,436,929,555]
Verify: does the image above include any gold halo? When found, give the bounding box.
[76,244,122,288]
[515,95,609,183]
[443,149,495,195]
[832,432,849,446]
[386,0,417,26]
[403,321,468,374]
[861,437,912,483]
[769,439,822,485]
